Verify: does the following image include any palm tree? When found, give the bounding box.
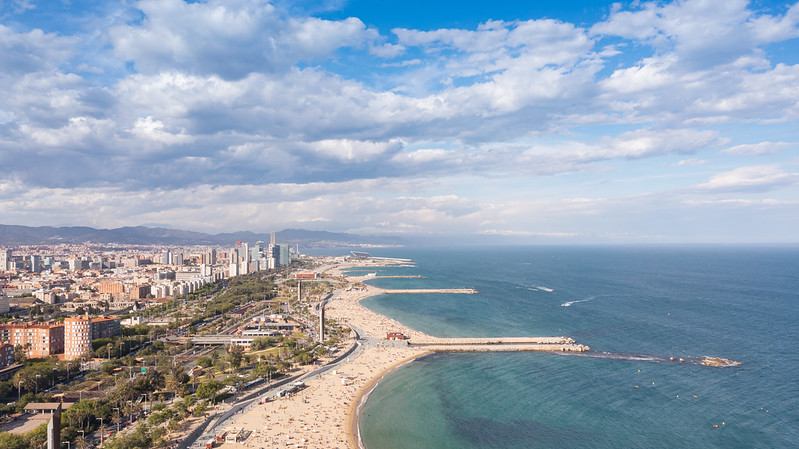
[98,421,107,445]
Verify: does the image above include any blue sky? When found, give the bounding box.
[0,0,798,243]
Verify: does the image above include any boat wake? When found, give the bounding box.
[528,285,554,293]
[562,296,594,307]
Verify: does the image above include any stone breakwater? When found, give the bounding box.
[380,288,478,294]
[408,336,590,353]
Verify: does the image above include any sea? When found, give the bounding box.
[333,245,799,449]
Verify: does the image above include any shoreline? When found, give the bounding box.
[214,264,435,449]
[347,351,432,449]
[212,260,587,449]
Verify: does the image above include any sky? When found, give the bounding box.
[0,0,798,244]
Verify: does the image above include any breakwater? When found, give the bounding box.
[407,336,589,353]
[380,288,478,294]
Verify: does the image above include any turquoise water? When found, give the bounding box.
[354,246,799,449]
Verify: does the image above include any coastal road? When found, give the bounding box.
[181,324,365,449]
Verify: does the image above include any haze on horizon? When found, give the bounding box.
[1,0,798,244]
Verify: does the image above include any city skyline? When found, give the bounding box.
[1,0,798,243]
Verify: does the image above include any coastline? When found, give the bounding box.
[347,351,432,449]
[215,265,435,449]
[212,261,588,449]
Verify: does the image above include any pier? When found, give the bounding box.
[366,275,425,279]
[380,288,478,294]
[406,336,590,353]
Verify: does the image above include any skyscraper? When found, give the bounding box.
[242,242,250,263]
[0,249,11,272]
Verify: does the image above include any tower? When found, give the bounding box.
[46,403,62,449]
[319,305,325,343]
[0,249,11,271]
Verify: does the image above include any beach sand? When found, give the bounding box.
[218,269,431,449]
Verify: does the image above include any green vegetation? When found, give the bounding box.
[0,258,350,449]
[0,423,46,449]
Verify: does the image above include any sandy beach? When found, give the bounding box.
[217,268,432,449]
[199,261,589,449]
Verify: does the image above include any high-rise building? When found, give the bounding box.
[242,243,250,263]
[63,316,92,360]
[29,255,42,273]
[279,244,290,266]
[251,241,263,263]
[206,248,217,265]
[0,293,9,314]
[0,249,11,272]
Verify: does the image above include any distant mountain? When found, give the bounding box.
[0,224,404,248]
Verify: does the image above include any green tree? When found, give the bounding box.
[192,401,208,416]
[227,344,244,371]
[0,431,26,449]
[293,351,314,365]
[195,380,222,404]
[165,361,189,397]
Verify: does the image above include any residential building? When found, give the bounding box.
[63,316,92,360]
[0,343,14,367]
[91,316,121,340]
[0,322,65,358]
[0,249,11,272]
[129,285,150,300]
[0,293,9,314]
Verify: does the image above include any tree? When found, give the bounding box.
[293,351,313,365]
[165,361,189,397]
[0,431,27,449]
[192,401,208,416]
[63,400,97,430]
[227,344,244,371]
[276,360,292,373]
[195,380,222,404]
[14,344,28,364]
[27,423,47,449]
[195,356,212,368]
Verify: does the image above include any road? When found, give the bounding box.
[181,324,364,449]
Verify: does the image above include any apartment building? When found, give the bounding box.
[0,322,65,358]
[63,316,92,360]
[91,316,121,339]
[0,343,14,367]
[63,315,122,360]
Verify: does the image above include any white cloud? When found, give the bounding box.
[131,116,194,145]
[0,24,76,75]
[722,141,795,155]
[0,0,798,242]
[670,158,709,167]
[108,0,378,79]
[698,164,799,192]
